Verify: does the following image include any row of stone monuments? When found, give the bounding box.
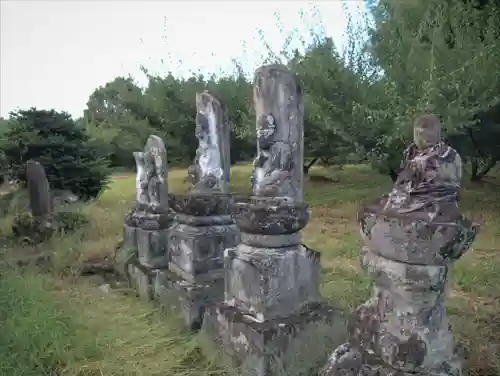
[117,64,479,376]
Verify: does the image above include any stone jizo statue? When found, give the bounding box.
[133,135,168,209]
[384,114,462,218]
[189,91,231,194]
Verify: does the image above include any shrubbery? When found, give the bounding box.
[2,108,111,200]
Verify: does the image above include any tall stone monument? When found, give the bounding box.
[122,135,173,300]
[203,65,336,375]
[155,91,239,329]
[320,114,479,376]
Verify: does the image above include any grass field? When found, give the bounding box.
[0,164,499,376]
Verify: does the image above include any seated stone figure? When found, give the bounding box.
[383,114,462,219]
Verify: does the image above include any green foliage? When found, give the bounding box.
[0,268,101,375]
[11,212,54,244]
[54,211,89,232]
[2,108,111,200]
[11,209,88,244]
[77,2,500,182]
[364,0,500,178]
[84,73,255,167]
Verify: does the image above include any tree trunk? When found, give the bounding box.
[389,169,398,182]
[470,159,479,181]
[470,158,498,181]
[303,157,319,175]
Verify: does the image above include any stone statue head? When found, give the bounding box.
[413,114,442,150]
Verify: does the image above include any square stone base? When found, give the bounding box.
[169,222,239,283]
[225,243,322,321]
[202,302,343,376]
[136,227,170,268]
[128,264,154,301]
[154,269,224,330]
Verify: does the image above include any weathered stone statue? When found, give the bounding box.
[122,135,173,300]
[320,114,478,376]
[251,70,303,201]
[132,135,169,209]
[134,152,149,206]
[383,114,462,218]
[156,91,239,329]
[189,91,231,194]
[203,65,336,376]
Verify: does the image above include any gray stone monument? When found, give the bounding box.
[155,91,239,329]
[122,135,173,300]
[26,160,52,220]
[203,65,336,376]
[13,160,56,242]
[320,114,479,376]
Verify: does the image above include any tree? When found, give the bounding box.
[364,0,500,180]
[3,108,111,200]
[84,77,154,168]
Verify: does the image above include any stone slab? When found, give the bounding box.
[202,302,342,376]
[136,227,169,268]
[224,244,322,321]
[154,269,225,330]
[123,224,138,250]
[169,222,239,282]
[128,264,154,302]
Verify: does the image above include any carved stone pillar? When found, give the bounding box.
[203,65,337,376]
[154,92,239,329]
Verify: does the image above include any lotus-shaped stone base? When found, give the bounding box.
[169,192,233,217]
[125,204,174,230]
[231,197,309,235]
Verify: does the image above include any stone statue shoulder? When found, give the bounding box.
[431,143,462,187]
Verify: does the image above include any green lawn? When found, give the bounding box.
[1,164,499,375]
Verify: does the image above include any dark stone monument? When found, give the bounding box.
[121,135,173,300]
[26,160,52,219]
[202,65,337,376]
[155,91,239,329]
[320,114,479,376]
[12,160,56,243]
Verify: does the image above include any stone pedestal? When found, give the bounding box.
[163,193,240,329]
[119,204,173,300]
[320,202,479,376]
[128,264,155,301]
[203,199,338,376]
